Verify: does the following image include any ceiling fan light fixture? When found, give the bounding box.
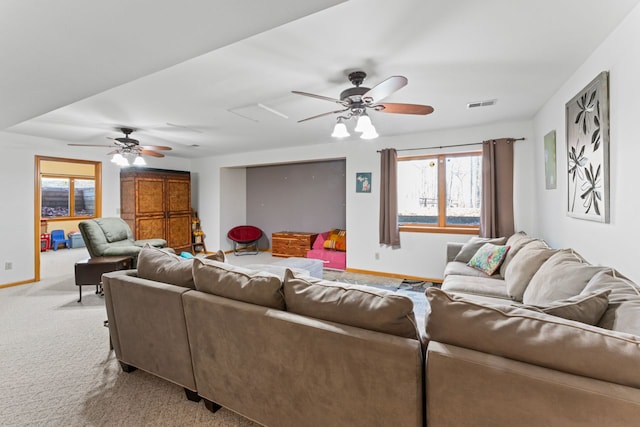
[360,126,379,140]
[133,155,146,166]
[111,152,129,166]
[354,112,373,133]
[331,118,350,138]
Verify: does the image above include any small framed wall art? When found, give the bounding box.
[565,71,610,223]
[543,130,557,189]
[356,172,371,193]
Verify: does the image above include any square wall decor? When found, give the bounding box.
[566,71,610,223]
[356,172,371,193]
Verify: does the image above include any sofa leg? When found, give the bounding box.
[204,399,222,413]
[119,361,137,373]
[184,388,201,402]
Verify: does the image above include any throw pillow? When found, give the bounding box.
[518,290,611,325]
[453,236,507,263]
[283,269,419,340]
[467,243,510,276]
[323,228,346,251]
[137,244,195,289]
[192,258,285,309]
[425,287,640,389]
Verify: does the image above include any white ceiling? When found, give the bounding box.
[3,0,639,159]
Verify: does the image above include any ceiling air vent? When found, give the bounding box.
[467,99,497,109]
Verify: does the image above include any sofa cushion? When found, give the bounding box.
[467,243,509,276]
[444,261,503,279]
[582,268,640,336]
[425,287,640,389]
[523,249,605,306]
[192,258,284,309]
[323,228,346,251]
[519,290,610,326]
[453,236,507,263]
[94,217,131,243]
[499,231,536,276]
[504,240,556,301]
[441,274,510,299]
[204,249,226,263]
[283,270,419,340]
[312,232,327,250]
[137,245,195,289]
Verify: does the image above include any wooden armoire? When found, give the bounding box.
[120,168,192,254]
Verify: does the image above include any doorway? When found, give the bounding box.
[34,156,102,281]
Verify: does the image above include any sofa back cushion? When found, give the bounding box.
[78,220,110,258]
[312,232,328,250]
[582,268,640,336]
[94,217,132,243]
[523,249,605,306]
[504,240,556,301]
[192,258,285,309]
[425,287,640,389]
[137,245,195,289]
[499,231,536,276]
[453,236,507,263]
[283,270,419,340]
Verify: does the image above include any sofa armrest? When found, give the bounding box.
[102,271,197,391]
[446,242,464,263]
[426,342,640,427]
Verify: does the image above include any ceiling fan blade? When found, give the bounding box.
[362,76,408,103]
[298,108,350,123]
[68,143,116,147]
[106,150,119,155]
[292,91,348,105]
[140,145,172,151]
[376,103,434,115]
[140,149,164,158]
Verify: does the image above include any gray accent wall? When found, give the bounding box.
[246,160,346,249]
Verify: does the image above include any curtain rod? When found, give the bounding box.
[376,137,525,153]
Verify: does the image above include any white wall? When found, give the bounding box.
[193,119,535,280]
[533,3,640,282]
[0,132,191,285]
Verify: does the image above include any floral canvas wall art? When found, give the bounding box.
[566,71,610,223]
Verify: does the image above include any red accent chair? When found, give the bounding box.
[227,225,263,256]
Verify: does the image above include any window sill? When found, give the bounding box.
[399,225,479,235]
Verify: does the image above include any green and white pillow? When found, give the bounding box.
[467,243,510,276]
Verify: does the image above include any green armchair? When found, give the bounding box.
[78,218,172,262]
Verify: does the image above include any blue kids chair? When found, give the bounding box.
[50,229,70,251]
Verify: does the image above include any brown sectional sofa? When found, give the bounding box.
[103,246,424,427]
[429,231,640,426]
[102,235,640,426]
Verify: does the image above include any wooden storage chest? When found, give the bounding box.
[271,232,318,258]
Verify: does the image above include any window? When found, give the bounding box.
[397,151,482,233]
[41,176,96,218]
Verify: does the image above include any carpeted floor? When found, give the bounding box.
[0,249,431,426]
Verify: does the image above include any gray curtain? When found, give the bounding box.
[480,138,515,238]
[379,148,400,246]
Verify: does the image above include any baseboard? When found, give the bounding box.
[0,278,36,289]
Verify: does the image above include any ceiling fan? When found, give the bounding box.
[68,127,172,166]
[292,71,434,139]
